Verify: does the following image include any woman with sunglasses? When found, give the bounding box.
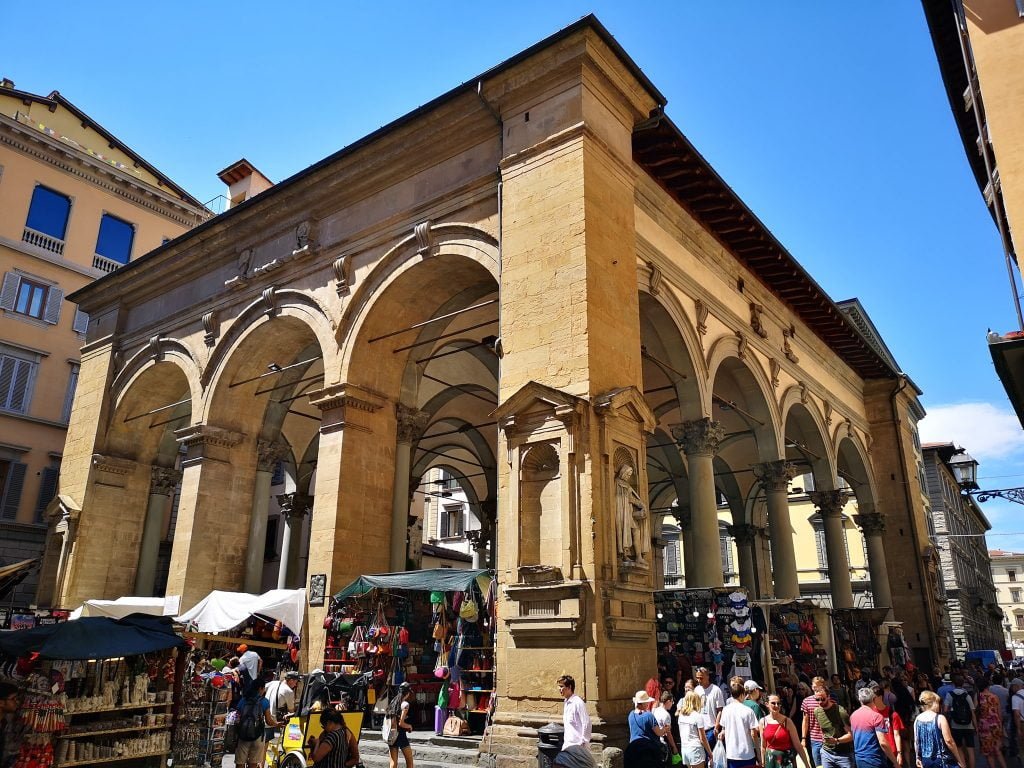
[761,693,813,768]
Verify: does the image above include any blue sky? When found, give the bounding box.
[5,2,1022,548]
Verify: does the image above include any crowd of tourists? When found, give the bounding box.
[553,662,1024,768]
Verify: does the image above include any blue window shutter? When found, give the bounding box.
[1,461,27,519]
[34,466,59,520]
[26,186,71,240]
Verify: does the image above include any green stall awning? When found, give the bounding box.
[334,568,492,599]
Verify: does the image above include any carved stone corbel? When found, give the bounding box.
[332,253,353,296]
[648,261,663,296]
[414,220,435,257]
[261,286,277,317]
[735,330,748,360]
[202,311,217,347]
[749,303,769,339]
[783,327,799,364]
[823,400,833,427]
[695,299,709,343]
[769,358,781,388]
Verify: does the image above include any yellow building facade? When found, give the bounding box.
[0,80,207,604]
[42,19,948,762]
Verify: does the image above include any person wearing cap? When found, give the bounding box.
[237,644,262,695]
[554,675,597,768]
[743,681,766,719]
[625,690,668,768]
[264,671,300,741]
[718,677,761,768]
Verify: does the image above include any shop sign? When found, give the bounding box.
[10,613,36,631]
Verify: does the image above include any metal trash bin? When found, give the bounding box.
[537,722,565,768]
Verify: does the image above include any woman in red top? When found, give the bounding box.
[762,693,813,768]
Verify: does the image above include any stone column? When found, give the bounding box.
[810,490,855,609]
[854,506,893,610]
[391,405,429,571]
[670,506,693,587]
[244,440,289,593]
[134,466,181,596]
[727,523,760,593]
[277,492,312,589]
[673,418,725,588]
[753,461,799,599]
[479,498,497,568]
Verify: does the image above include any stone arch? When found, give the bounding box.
[706,335,782,461]
[106,359,195,466]
[202,290,340,393]
[338,223,499,378]
[835,430,877,506]
[779,387,837,491]
[638,288,708,424]
[111,338,201,416]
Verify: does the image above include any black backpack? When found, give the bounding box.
[949,691,972,726]
[238,699,263,742]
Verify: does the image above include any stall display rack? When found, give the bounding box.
[173,681,229,768]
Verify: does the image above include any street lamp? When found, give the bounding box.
[950,452,979,491]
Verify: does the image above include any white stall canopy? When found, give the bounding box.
[69,595,176,620]
[175,588,306,634]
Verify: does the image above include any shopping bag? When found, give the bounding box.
[712,740,727,768]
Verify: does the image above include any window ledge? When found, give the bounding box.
[0,409,67,429]
[0,310,51,331]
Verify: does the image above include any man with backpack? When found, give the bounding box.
[234,679,279,768]
[943,674,976,768]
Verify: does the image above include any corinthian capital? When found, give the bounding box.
[854,510,886,536]
[752,460,798,492]
[396,404,430,444]
[257,440,290,472]
[809,490,847,518]
[671,418,724,457]
[277,492,313,520]
[150,466,181,496]
[726,523,760,546]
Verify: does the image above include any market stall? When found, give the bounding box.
[0,613,184,768]
[326,568,495,737]
[830,608,892,693]
[654,588,766,687]
[761,599,835,690]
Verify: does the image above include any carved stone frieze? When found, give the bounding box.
[92,454,138,476]
[174,424,245,450]
[672,418,724,457]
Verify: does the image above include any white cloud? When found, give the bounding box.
[919,402,1024,461]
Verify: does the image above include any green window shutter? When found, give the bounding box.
[34,466,59,521]
[1,461,27,520]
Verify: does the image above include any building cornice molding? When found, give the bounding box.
[0,116,207,227]
[0,235,103,279]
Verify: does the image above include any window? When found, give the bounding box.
[33,465,59,522]
[0,460,28,520]
[1011,569,1017,582]
[95,213,135,266]
[814,524,828,572]
[1017,614,1024,631]
[440,503,464,538]
[0,353,37,413]
[719,523,734,577]
[0,273,63,325]
[664,535,680,576]
[61,363,79,423]
[1011,588,1021,603]
[25,185,70,240]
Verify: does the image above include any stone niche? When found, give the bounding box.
[495,382,586,643]
[593,387,658,641]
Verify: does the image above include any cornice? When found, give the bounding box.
[0,117,207,226]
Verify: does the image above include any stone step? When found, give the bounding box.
[357,729,481,767]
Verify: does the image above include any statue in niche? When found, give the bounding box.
[615,463,650,567]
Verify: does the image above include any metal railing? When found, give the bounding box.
[22,227,65,256]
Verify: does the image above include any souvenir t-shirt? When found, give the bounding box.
[719,699,758,760]
[849,705,889,768]
[732,653,752,679]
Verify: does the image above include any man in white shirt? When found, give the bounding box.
[264,671,299,741]
[718,677,760,768]
[555,675,596,768]
[695,666,726,745]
